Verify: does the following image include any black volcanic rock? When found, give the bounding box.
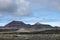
[5,21,28,28]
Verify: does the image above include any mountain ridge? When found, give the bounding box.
[0,20,59,33]
[4,21,53,29]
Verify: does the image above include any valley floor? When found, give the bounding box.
[0,33,60,40]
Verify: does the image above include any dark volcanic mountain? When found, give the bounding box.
[5,21,28,28]
[0,21,60,33]
[5,21,53,29]
[32,22,52,29]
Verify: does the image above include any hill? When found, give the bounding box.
[0,20,59,33]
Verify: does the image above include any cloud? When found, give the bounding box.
[29,0,60,12]
[15,0,31,16]
[0,0,17,13]
[0,0,60,16]
[0,0,31,16]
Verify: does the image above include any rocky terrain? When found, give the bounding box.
[0,21,59,40]
[0,20,59,33]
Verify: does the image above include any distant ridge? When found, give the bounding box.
[5,21,53,29]
[0,20,59,33]
[32,22,52,29]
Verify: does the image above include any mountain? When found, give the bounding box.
[0,21,60,33]
[5,21,52,29]
[32,22,52,29]
[5,21,28,29]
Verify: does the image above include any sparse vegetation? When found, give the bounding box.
[39,30,60,34]
[0,21,60,40]
[0,33,60,40]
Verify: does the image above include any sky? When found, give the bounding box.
[0,0,60,26]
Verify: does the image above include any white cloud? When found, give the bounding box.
[15,0,31,16]
[0,0,12,8]
[0,0,31,16]
[0,0,60,16]
[29,0,60,12]
[0,0,17,13]
[0,14,2,17]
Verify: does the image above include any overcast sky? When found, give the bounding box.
[0,0,60,26]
